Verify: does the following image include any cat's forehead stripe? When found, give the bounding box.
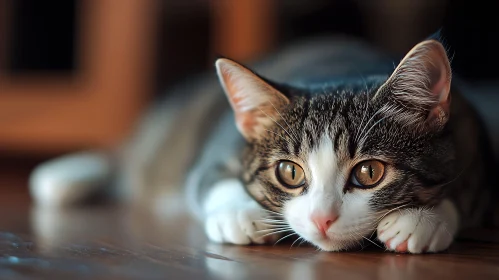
[307,135,338,193]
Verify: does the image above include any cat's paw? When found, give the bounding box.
[205,201,280,245]
[377,200,459,254]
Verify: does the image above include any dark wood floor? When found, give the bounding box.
[1,160,499,279]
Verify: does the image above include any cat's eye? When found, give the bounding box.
[351,160,385,188]
[276,161,305,188]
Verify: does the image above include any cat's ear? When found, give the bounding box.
[379,39,452,130]
[215,58,290,140]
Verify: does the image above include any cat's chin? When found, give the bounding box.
[308,236,360,252]
[291,226,364,252]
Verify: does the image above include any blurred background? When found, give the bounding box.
[0,0,498,179]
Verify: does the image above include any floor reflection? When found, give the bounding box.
[22,194,499,279]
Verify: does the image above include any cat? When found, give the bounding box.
[29,35,496,254]
[185,35,496,253]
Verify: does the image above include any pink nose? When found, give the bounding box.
[311,213,339,235]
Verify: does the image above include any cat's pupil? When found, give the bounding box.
[361,165,370,177]
[276,161,305,188]
[354,160,385,188]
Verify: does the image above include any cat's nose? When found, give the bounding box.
[311,213,338,235]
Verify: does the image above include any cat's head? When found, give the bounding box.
[215,39,455,251]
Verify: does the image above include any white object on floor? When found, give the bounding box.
[29,151,112,207]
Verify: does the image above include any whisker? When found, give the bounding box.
[355,71,371,143]
[353,235,365,250]
[274,232,297,246]
[256,227,292,233]
[258,108,298,144]
[357,104,399,146]
[264,129,295,148]
[290,236,303,249]
[355,105,386,145]
[259,221,288,226]
[348,230,366,250]
[259,222,289,227]
[258,215,285,221]
[262,209,283,216]
[259,229,293,238]
[433,166,467,189]
[376,203,412,224]
[358,116,389,147]
[441,223,453,239]
[362,236,383,249]
[299,239,307,246]
[263,216,285,221]
[268,100,301,144]
[258,219,288,223]
[368,203,413,239]
[264,215,285,219]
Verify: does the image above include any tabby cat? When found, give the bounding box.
[186,35,495,253]
[30,35,495,253]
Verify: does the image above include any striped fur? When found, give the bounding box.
[187,36,495,252]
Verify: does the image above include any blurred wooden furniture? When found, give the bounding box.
[0,0,279,156]
[210,0,277,62]
[0,0,158,155]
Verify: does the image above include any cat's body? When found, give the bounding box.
[30,36,496,253]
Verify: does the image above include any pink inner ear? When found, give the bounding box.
[236,111,258,137]
[428,61,450,103]
[426,60,451,124]
[424,42,452,121]
[215,58,290,140]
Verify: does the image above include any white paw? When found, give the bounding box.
[377,200,459,254]
[205,201,280,245]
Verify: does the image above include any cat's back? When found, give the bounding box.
[253,36,395,86]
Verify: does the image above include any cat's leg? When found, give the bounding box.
[204,179,281,245]
[376,199,459,253]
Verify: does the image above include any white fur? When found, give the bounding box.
[29,152,111,207]
[204,179,279,245]
[308,136,341,197]
[284,135,375,251]
[377,199,459,253]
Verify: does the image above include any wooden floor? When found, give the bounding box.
[0,160,498,279]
